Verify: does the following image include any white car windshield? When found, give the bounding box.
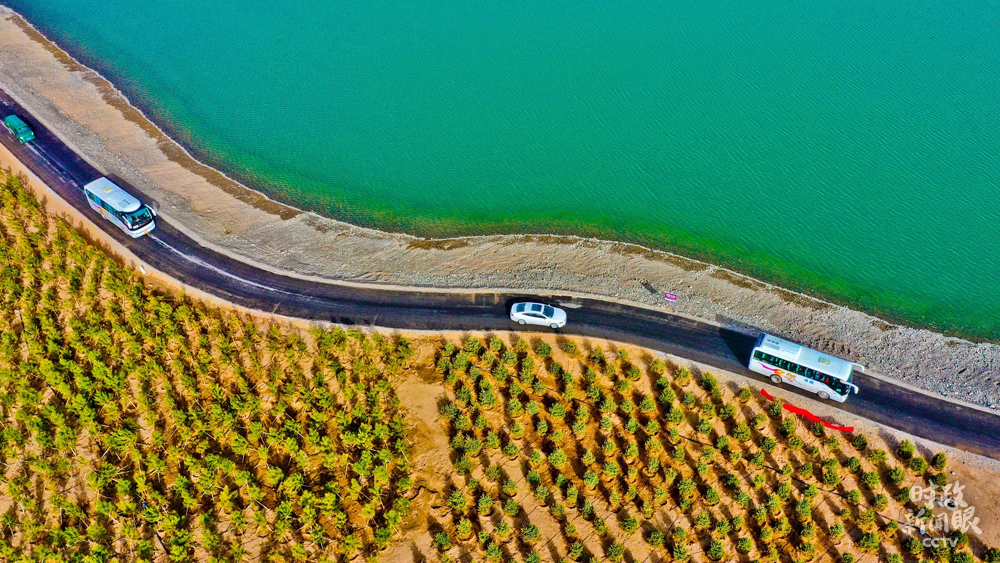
[543,305,555,317]
[122,206,154,230]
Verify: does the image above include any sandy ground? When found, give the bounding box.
[0,6,998,413]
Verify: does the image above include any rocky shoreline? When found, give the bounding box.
[0,6,997,411]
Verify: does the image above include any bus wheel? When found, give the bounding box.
[818,391,830,400]
[769,375,781,384]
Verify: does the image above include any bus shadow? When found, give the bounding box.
[718,327,756,366]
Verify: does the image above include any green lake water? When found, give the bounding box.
[7,0,1000,338]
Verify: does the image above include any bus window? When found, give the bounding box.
[796,365,807,376]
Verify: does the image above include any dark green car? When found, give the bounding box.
[3,115,35,143]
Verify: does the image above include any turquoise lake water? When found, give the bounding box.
[7,0,1000,339]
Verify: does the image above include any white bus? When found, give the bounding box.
[83,178,156,238]
[749,333,862,402]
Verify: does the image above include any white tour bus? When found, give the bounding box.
[83,177,156,238]
[749,333,862,402]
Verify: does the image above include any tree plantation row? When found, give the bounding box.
[0,173,415,563]
[424,333,1000,563]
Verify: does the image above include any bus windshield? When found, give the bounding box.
[122,206,154,230]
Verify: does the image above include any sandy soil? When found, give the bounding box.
[0,6,998,413]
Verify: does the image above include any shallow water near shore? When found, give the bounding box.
[6,0,1000,339]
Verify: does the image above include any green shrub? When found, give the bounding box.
[667,406,685,426]
[621,515,639,534]
[659,387,677,406]
[902,536,923,555]
[768,400,784,418]
[677,479,697,500]
[731,423,752,442]
[760,436,778,454]
[886,466,905,485]
[463,337,484,355]
[931,452,948,471]
[706,540,725,561]
[861,471,881,490]
[843,456,862,473]
[736,537,753,554]
[778,416,797,437]
[857,532,879,552]
[620,398,636,415]
[697,418,713,435]
[852,433,869,451]
[447,491,468,513]
[534,485,550,503]
[433,532,452,551]
[548,448,568,467]
[796,460,814,478]
[640,395,657,413]
[604,542,625,563]
[502,443,519,459]
[795,499,812,521]
[704,487,721,506]
[734,491,751,508]
[594,517,608,535]
[675,366,692,386]
[534,341,552,358]
[810,421,826,438]
[893,486,910,503]
[477,494,494,515]
[896,440,915,460]
[867,448,888,466]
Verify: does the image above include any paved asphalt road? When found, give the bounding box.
[2,88,998,460]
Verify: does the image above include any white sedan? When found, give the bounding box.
[510,302,567,329]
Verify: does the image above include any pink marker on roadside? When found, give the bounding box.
[664,292,678,302]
